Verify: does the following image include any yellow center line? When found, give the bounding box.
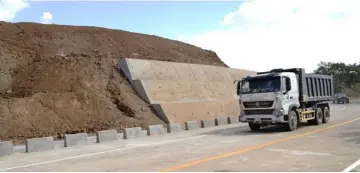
[160,117,360,172]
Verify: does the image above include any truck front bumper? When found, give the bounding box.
[239,114,287,124]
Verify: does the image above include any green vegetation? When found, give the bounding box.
[314,62,360,98]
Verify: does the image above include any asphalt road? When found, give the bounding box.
[0,103,359,172]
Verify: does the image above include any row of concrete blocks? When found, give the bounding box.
[0,116,239,157]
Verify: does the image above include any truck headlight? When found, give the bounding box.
[273,109,283,117]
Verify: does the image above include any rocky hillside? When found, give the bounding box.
[0,22,227,143]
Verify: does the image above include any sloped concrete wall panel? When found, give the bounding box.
[135,80,237,104]
[119,58,256,82]
[152,100,240,123]
[118,58,156,81]
[188,64,207,81]
[172,63,196,80]
[118,58,255,123]
[151,61,180,80]
[132,80,151,103]
[230,68,257,81]
[203,81,233,101]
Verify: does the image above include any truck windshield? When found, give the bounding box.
[241,76,281,94]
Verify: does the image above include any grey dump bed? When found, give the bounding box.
[297,69,334,102]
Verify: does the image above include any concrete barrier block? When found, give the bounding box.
[123,127,146,139]
[26,137,54,153]
[0,141,13,157]
[96,129,118,143]
[201,119,215,128]
[215,117,228,126]
[64,133,88,147]
[147,125,166,136]
[167,123,184,133]
[185,120,200,130]
[227,116,239,124]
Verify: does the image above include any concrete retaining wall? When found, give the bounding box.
[133,80,236,104]
[118,58,255,82]
[118,58,256,124]
[96,129,118,143]
[64,133,88,147]
[26,137,54,153]
[0,141,13,157]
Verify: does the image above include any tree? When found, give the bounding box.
[313,61,360,93]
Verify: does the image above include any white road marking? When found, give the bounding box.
[0,135,206,171]
[342,159,360,172]
[266,148,332,156]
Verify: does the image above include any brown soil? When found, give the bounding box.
[0,22,227,143]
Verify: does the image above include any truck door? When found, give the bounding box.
[282,74,300,114]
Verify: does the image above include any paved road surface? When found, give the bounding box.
[0,103,359,172]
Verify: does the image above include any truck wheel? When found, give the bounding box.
[285,110,298,131]
[249,123,261,131]
[322,106,330,123]
[314,107,323,125]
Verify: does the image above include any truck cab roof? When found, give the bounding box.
[242,71,294,81]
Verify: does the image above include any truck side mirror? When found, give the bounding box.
[285,77,291,91]
[236,81,240,96]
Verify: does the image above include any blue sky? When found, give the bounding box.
[3,0,360,72]
[12,1,241,40]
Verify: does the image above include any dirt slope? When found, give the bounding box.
[0,22,227,143]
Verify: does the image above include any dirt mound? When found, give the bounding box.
[0,22,227,143]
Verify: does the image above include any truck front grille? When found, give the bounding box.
[244,109,274,115]
[243,101,274,108]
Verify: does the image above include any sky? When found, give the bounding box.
[1,0,360,73]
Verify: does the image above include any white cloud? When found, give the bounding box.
[0,0,29,21]
[41,12,53,24]
[181,0,360,72]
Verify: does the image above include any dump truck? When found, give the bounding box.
[236,68,334,131]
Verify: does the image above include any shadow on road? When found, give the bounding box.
[213,170,234,172]
[339,131,360,145]
[330,121,360,145]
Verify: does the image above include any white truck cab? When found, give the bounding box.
[237,68,334,131]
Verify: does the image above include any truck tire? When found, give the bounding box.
[285,110,298,131]
[313,107,323,125]
[322,106,330,123]
[249,123,261,131]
